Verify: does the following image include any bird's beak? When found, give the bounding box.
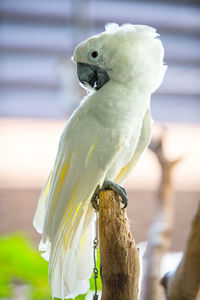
[77,63,110,90]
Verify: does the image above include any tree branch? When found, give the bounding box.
[142,135,181,300]
[161,201,200,300]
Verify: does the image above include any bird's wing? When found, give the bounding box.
[114,108,153,184]
[33,111,124,298]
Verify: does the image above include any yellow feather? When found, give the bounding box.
[57,182,80,249]
[43,171,53,198]
[85,143,97,167]
[79,231,87,251]
[72,201,82,224]
[114,164,129,183]
[57,161,70,194]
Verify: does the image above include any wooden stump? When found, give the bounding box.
[99,190,140,300]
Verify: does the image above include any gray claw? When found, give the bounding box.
[102,180,128,209]
[91,185,100,211]
[91,181,128,211]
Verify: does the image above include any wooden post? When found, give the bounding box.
[99,190,140,300]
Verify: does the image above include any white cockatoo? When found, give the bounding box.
[33,23,166,299]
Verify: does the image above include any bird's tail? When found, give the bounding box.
[50,202,95,299]
[34,174,96,299]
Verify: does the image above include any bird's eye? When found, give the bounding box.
[91,51,98,58]
[88,50,101,62]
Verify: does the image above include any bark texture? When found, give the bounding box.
[99,190,140,300]
[161,201,200,300]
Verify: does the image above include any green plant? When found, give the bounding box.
[0,233,50,299]
[0,233,101,299]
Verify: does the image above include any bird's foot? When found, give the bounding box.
[91,180,128,211]
[102,180,128,209]
[91,184,101,211]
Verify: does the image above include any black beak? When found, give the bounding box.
[77,63,110,90]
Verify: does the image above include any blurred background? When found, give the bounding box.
[0,0,200,299]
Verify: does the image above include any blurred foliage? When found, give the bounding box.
[0,233,50,299]
[0,233,101,300]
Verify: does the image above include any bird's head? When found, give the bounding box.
[73,23,167,93]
